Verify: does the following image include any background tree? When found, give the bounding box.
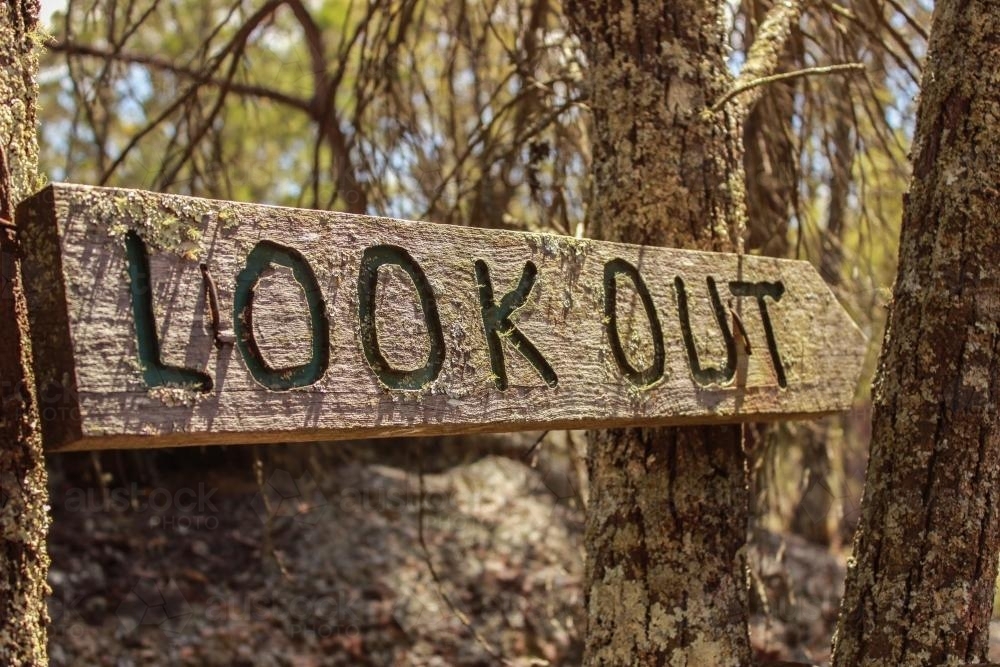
[0,0,51,664]
[564,0,803,662]
[738,0,925,550]
[44,0,589,232]
[832,0,1000,663]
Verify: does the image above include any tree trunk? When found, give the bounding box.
[566,1,779,663]
[832,0,1000,664]
[0,0,50,665]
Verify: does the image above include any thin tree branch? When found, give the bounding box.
[96,0,289,184]
[49,39,312,111]
[713,63,865,112]
[285,0,367,212]
[155,27,247,188]
[725,0,804,118]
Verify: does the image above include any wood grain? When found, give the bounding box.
[16,184,866,451]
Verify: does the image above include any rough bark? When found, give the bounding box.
[565,1,765,663]
[0,0,51,664]
[832,0,1000,664]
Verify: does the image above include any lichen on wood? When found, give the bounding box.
[0,0,51,664]
[832,0,1000,664]
[17,184,862,451]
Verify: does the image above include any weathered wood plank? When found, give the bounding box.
[16,184,865,451]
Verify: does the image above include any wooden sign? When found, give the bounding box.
[16,184,865,451]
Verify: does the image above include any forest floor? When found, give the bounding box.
[43,436,1000,666]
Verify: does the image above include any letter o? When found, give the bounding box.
[357,245,445,390]
[603,259,666,388]
[233,241,330,390]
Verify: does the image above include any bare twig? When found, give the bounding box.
[96,0,288,184]
[286,0,367,212]
[48,40,311,111]
[725,0,804,118]
[521,430,550,464]
[713,63,865,112]
[252,447,290,580]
